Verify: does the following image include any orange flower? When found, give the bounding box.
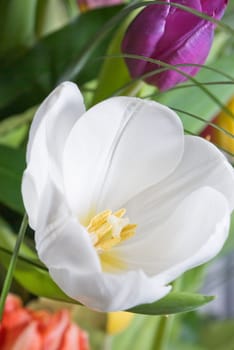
[0,295,89,350]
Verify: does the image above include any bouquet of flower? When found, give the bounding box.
[0,1,234,349]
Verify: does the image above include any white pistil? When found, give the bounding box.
[107,215,130,238]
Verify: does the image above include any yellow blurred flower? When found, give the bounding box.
[201,97,234,156]
[107,311,134,335]
[212,97,234,155]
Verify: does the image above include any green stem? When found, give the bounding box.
[152,278,182,350]
[91,7,141,105]
[36,0,69,38]
[152,315,174,350]
[0,0,38,54]
[103,335,113,350]
[66,0,79,18]
[0,213,28,320]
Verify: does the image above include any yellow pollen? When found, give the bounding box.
[86,208,137,252]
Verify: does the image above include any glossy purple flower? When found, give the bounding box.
[122,0,228,91]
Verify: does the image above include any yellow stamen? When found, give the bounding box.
[86,208,137,253]
[114,208,126,218]
[87,210,111,232]
[121,224,137,239]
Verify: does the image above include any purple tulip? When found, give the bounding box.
[122,0,228,91]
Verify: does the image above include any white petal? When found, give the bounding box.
[22,82,85,227]
[27,81,85,165]
[35,180,171,311]
[113,187,230,280]
[35,180,101,274]
[50,267,171,312]
[63,97,184,220]
[124,135,234,238]
[21,171,39,229]
[36,214,101,275]
[26,81,84,191]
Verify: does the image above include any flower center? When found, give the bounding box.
[86,208,137,253]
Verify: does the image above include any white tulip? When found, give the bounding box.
[22,82,234,311]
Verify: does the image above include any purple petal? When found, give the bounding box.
[122,3,170,77]
[122,0,228,91]
[201,0,228,20]
[154,1,204,59]
[122,1,205,79]
[147,22,214,90]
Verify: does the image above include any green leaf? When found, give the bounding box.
[0,217,36,259]
[0,248,71,301]
[91,8,139,105]
[0,107,35,136]
[0,106,35,148]
[170,344,205,350]
[179,265,207,293]
[129,292,214,315]
[35,0,69,38]
[201,320,234,350]
[0,145,25,213]
[0,5,123,117]
[0,0,38,56]
[0,217,71,302]
[112,315,160,350]
[91,21,131,105]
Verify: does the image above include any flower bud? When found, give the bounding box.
[122,0,228,91]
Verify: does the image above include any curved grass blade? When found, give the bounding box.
[0,145,25,213]
[60,0,234,81]
[0,214,28,319]
[108,53,234,121]
[0,106,35,136]
[0,245,45,270]
[171,107,234,139]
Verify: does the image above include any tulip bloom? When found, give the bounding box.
[77,0,122,12]
[22,82,234,311]
[0,294,89,350]
[122,0,228,91]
